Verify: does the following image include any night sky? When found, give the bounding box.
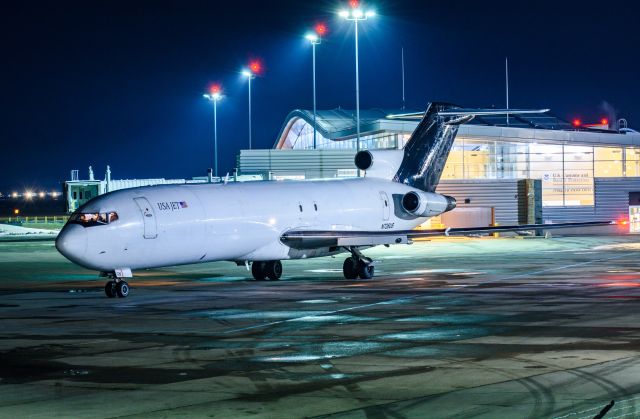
[2,0,639,192]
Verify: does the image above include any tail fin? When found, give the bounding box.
[392,102,461,192]
[392,103,550,192]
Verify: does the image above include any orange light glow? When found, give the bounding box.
[572,119,581,127]
[601,282,640,288]
[601,118,609,125]
[13,209,19,215]
[349,0,359,8]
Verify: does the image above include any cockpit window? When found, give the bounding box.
[69,212,119,227]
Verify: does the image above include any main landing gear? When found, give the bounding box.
[251,260,283,281]
[102,273,130,298]
[343,247,375,280]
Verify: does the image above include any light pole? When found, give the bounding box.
[339,5,375,154]
[242,61,261,150]
[203,84,222,177]
[305,32,321,149]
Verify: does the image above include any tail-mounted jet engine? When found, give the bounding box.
[401,191,457,217]
[354,150,405,180]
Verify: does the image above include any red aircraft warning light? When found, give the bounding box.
[572,119,582,127]
[349,0,359,8]
[249,60,263,75]
[601,118,609,126]
[209,83,222,95]
[315,22,328,37]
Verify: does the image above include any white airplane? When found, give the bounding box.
[56,103,612,297]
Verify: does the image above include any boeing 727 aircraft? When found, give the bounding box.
[56,103,612,297]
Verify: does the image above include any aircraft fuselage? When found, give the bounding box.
[56,178,437,273]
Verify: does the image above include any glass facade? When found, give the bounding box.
[284,118,400,150]
[626,147,640,177]
[442,137,640,207]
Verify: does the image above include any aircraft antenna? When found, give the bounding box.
[505,57,510,126]
[401,47,406,110]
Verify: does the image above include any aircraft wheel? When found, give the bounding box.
[265,260,282,281]
[357,261,374,280]
[251,262,267,281]
[343,257,358,279]
[105,281,117,298]
[116,281,130,298]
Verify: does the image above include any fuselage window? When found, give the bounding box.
[69,211,119,227]
[298,204,303,212]
[314,203,318,211]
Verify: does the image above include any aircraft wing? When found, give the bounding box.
[281,221,616,249]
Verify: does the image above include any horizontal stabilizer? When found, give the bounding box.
[388,108,550,120]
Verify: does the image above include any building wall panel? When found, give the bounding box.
[436,180,519,224]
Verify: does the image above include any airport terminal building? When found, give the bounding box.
[237,108,640,232]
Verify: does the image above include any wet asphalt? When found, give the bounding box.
[1,235,640,418]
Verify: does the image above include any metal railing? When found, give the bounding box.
[0,216,68,224]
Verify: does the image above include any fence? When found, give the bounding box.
[0,216,68,224]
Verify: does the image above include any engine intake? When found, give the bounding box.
[401,191,457,217]
[353,150,405,179]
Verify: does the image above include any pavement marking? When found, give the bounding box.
[221,252,638,335]
[553,393,640,418]
[487,252,633,282]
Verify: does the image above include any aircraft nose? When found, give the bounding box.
[55,224,88,262]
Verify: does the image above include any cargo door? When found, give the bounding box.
[134,197,158,239]
[379,191,390,221]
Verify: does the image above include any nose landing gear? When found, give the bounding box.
[342,247,375,280]
[102,273,130,298]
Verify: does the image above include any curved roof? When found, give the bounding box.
[273,106,620,149]
[273,108,421,148]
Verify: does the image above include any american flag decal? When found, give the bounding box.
[180,201,188,208]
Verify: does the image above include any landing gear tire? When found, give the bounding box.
[252,262,267,281]
[265,260,282,281]
[105,281,117,298]
[343,257,358,279]
[357,261,375,280]
[116,281,130,298]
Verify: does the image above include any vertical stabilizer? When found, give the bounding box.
[393,102,461,192]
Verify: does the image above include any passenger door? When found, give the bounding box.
[133,197,158,239]
[379,191,390,221]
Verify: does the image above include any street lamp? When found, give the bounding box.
[305,31,321,149]
[339,4,375,154]
[242,61,261,150]
[203,84,223,177]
